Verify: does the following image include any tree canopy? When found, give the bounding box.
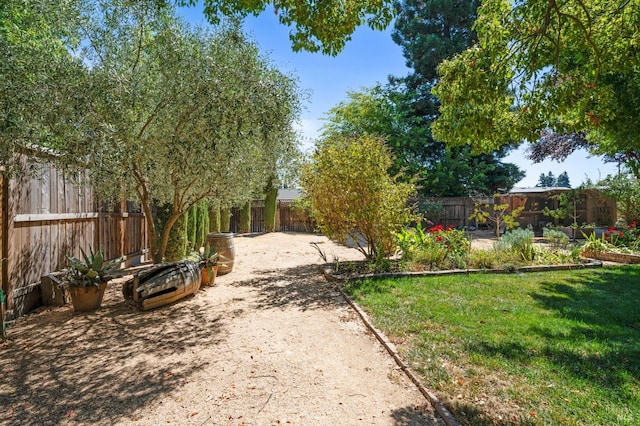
[318,0,524,197]
[432,0,640,175]
[3,0,302,262]
[176,0,395,55]
[0,0,87,174]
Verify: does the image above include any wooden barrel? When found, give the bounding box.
[206,232,235,275]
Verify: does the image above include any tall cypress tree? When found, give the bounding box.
[239,201,252,234]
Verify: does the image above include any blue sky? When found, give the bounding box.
[179,4,619,188]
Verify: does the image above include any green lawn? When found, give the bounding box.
[343,266,640,425]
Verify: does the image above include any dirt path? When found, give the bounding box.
[1,233,444,425]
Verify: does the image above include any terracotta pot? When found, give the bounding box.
[201,265,219,287]
[68,282,107,312]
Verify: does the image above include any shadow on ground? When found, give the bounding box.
[230,263,348,312]
[0,282,224,425]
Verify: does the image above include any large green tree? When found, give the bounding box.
[4,0,301,262]
[322,86,524,196]
[387,0,522,196]
[432,0,640,175]
[320,0,524,197]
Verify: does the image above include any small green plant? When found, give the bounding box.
[493,228,536,262]
[412,245,449,270]
[543,227,570,248]
[468,249,497,269]
[368,243,392,272]
[310,242,328,263]
[469,195,524,237]
[580,231,612,254]
[66,246,123,288]
[189,244,227,277]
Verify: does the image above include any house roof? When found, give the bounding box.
[509,186,573,194]
[277,188,302,200]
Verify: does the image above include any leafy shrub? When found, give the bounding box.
[543,227,570,248]
[412,245,449,270]
[494,228,536,262]
[468,249,497,269]
[537,247,581,265]
[580,231,617,254]
[301,134,417,261]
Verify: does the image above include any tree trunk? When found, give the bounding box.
[208,201,221,233]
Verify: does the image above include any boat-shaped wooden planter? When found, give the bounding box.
[123,261,201,310]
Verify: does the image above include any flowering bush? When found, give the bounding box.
[397,223,470,270]
[604,222,640,252]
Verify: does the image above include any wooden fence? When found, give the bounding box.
[1,155,147,321]
[424,191,616,232]
[229,199,314,234]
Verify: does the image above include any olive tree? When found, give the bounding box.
[301,134,417,260]
[0,0,89,175]
[76,1,301,262]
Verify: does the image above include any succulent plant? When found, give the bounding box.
[65,246,123,287]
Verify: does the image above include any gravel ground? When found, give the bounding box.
[1,233,446,426]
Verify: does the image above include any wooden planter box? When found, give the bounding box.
[582,250,640,264]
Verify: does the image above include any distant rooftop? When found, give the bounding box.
[277,188,302,200]
[509,187,572,194]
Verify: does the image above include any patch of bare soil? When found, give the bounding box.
[1,233,444,426]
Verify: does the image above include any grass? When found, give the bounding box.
[342,266,640,425]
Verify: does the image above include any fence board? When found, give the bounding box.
[1,154,148,320]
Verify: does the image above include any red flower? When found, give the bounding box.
[436,236,443,242]
[446,225,455,231]
[608,227,618,232]
[429,224,444,233]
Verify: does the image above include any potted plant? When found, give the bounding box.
[190,244,226,287]
[64,246,123,312]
